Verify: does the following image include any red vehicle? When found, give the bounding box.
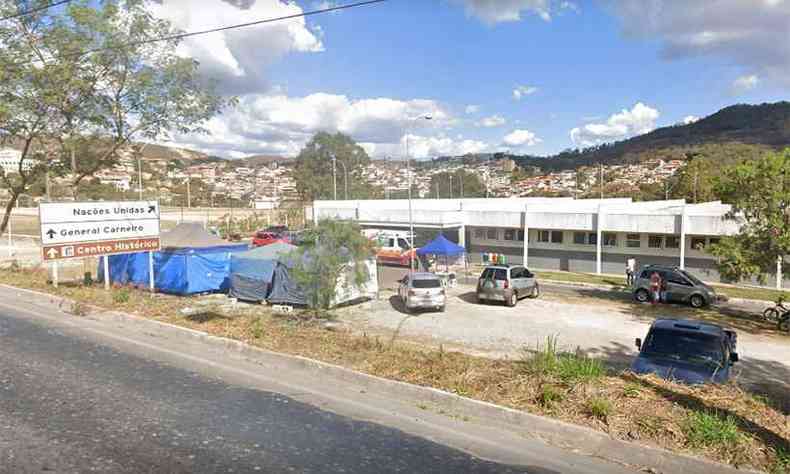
[252,230,288,247]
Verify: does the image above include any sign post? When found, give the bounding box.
[148,251,155,293]
[39,201,161,287]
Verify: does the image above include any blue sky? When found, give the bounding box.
[151,0,790,159]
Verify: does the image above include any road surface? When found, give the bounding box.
[0,291,636,474]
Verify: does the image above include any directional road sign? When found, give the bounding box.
[40,201,161,261]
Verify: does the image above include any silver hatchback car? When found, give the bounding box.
[476,265,540,307]
[398,272,446,313]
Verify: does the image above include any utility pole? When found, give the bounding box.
[186,178,191,208]
[459,172,464,198]
[332,153,337,200]
[693,170,699,203]
[449,174,452,199]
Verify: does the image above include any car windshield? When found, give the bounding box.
[642,328,724,366]
[412,279,441,288]
[481,268,507,281]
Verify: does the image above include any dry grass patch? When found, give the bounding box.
[1,267,788,471]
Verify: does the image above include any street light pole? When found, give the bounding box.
[137,143,149,200]
[337,159,348,199]
[405,114,432,273]
[331,153,338,200]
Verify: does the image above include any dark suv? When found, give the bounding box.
[633,265,716,308]
[632,319,739,384]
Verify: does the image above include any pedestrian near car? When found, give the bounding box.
[649,271,662,304]
[626,257,636,286]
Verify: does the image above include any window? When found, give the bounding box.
[666,272,691,286]
[551,231,564,244]
[691,237,706,250]
[397,238,411,250]
[573,232,586,245]
[603,233,617,247]
[412,279,441,288]
[626,234,641,248]
[487,228,498,240]
[504,229,517,241]
[510,267,523,279]
[517,230,525,242]
[588,233,597,245]
[708,238,720,247]
[648,235,663,249]
[538,230,550,243]
[481,268,508,280]
[474,228,486,239]
[665,236,680,249]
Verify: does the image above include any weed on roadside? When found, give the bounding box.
[622,383,642,398]
[771,448,790,474]
[113,288,130,304]
[587,397,613,421]
[69,301,89,317]
[520,336,605,384]
[683,410,743,450]
[250,316,264,339]
[537,384,564,408]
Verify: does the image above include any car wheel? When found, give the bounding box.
[690,294,705,309]
[779,316,790,332]
[634,289,650,303]
[529,283,540,299]
[507,292,517,307]
[439,305,446,313]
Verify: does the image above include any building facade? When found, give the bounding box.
[0,148,27,175]
[310,197,782,286]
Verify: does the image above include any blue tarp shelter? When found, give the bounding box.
[416,234,465,257]
[101,223,247,295]
[229,242,297,302]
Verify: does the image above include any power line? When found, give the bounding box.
[0,0,72,22]
[4,0,387,66]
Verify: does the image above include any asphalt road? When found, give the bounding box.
[0,295,636,474]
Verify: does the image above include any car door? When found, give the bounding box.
[664,271,694,302]
[523,267,536,291]
[510,267,525,295]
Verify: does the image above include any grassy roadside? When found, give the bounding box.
[1,267,788,472]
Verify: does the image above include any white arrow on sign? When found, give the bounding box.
[46,248,58,259]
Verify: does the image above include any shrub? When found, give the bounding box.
[622,383,642,398]
[683,410,742,449]
[771,448,790,474]
[587,397,613,420]
[113,288,130,304]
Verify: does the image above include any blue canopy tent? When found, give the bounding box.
[416,234,467,274]
[100,223,247,295]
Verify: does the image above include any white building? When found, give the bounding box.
[309,197,777,286]
[0,148,29,175]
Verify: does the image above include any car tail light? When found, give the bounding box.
[503,280,509,289]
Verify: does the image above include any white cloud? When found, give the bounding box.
[682,115,700,125]
[607,0,790,88]
[477,115,507,128]
[560,1,580,13]
[503,129,542,147]
[732,74,760,95]
[513,85,538,100]
[148,0,323,95]
[569,102,660,147]
[454,0,554,24]
[362,134,489,159]
[465,104,480,114]
[164,91,459,158]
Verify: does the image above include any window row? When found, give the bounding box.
[474,228,720,250]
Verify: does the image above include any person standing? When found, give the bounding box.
[626,257,636,286]
[649,271,662,304]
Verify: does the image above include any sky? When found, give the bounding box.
[147,0,790,159]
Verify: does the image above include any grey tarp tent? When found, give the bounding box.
[229,242,298,302]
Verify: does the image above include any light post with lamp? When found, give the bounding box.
[404,114,433,273]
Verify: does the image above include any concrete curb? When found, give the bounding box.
[0,283,759,474]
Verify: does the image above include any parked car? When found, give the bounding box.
[398,272,446,313]
[632,264,716,308]
[265,225,289,234]
[476,264,539,307]
[252,230,288,247]
[632,319,739,384]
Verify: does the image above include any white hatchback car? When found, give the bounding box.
[398,272,446,313]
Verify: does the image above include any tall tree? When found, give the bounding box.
[0,0,230,236]
[293,132,378,201]
[428,170,485,198]
[710,149,790,283]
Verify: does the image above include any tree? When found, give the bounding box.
[287,219,374,311]
[293,132,379,201]
[0,0,230,236]
[428,170,485,198]
[709,149,790,283]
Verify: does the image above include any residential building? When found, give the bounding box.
[0,148,30,175]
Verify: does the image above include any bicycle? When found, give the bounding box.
[762,297,789,322]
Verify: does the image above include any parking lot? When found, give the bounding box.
[342,264,790,409]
